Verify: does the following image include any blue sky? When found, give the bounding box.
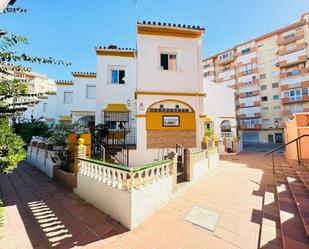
[1,0,308,80]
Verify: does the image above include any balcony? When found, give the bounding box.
[278,42,307,56]
[278,48,307,67]
[237,79,259,88]
[280,68,309,79]
[239,112,261,119]
[235,47,257,57]
[216,54,235,65]
[218,69,236,83]
[282,95,309,105]
[237,68,258,77]
[239,90,260,98]
[277,29,304,46]
[239,124,262,130]
[280,74,309,91]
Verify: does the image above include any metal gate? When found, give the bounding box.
[176,144,185,182]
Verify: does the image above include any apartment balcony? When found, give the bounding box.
[278,42,307,56]
[283,107,309,116]
[277,29,304,46]
[239,124,262,130]
[280,68,309,79]
[280,74,309,91]
[238,96,261,108]
[237,68,258,77]
[216,56,235,66]
[278,48,307,67]
[218,69,235,82]
[237,79,259,88]
[282,95,309,105]
[236,55,257,67]
[235,47,257,57]
[239,112,261,119]
[239,90,260,98]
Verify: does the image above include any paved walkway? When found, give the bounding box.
[0,152,271,249]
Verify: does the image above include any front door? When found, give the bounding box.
[268,134,274,143]
[275,133,283,144]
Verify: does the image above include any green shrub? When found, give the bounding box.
[0,118,26,174]
[14,119,50,145]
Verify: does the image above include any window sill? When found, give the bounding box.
[108,82,128,85]
[158,69,183,73]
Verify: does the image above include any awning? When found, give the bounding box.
[71,111,95,116]
[59,115,72,121]
[102,104,130,113]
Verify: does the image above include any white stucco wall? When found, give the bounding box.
[74,169,173,230]
[72,77,96,113]
[55,84,74,123]
[26,147,55,178]
[204,81,237,140]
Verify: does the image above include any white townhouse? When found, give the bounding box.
[71,72,96,124]
[128,22,207,165]
[54,80,75,124]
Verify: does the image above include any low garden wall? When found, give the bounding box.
[26,146,56,178]
[74,158,174,230]
[187,146,220,181]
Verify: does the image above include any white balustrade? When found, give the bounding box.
[78,159,172,192]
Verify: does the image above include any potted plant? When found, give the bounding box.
[202,127,212,149]
[50,131,67,151]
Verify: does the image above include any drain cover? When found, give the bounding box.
[184,206,220,232]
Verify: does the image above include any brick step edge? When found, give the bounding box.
[281,164,309,236]
[275,167,309,249]
[259,170,283,249]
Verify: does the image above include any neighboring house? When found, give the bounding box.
[203,12,309,144]
[71,72,96,124]
[204,81,237,140]
[54,80,75,124]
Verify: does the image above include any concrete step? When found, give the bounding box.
[281,163,309,236]
[259,170,283,249]
[291,163,309,192]
[275,167,309,249]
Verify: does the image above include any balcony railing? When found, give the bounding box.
[277,29,304,46]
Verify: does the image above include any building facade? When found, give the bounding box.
[203,12,309,144]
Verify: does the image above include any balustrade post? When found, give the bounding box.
[184,149,192,181]
[167,152,178,192]
[74,138,87,188]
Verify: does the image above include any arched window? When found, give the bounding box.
[221,120,231,132]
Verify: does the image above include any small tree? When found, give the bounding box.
[0,5,70,122]
[0,3,70,173]
[0,118,25,173]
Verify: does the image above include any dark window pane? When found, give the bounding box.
[119,70,125,84]
[161,54,168,70]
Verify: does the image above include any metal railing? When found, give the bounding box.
[264,134,309,174]
[92,140,106,162]
[112,147,129,167]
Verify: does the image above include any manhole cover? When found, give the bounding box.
[184,206,220,232]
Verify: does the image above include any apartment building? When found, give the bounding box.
[20,71,56,122]
[203,12,309,144]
